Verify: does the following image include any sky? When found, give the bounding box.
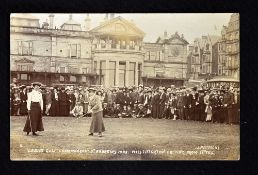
[13,13,233,44]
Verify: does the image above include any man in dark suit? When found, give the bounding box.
[151,88,160,119]
[191,87,199,121]
[223,87,234,124]
[184,89,193,121]
[137,89,145,105]
[196,90,205,121]
[115,88,125,106]
[158,87,167,119]
[59,87,69,116]
[176,90,185,120]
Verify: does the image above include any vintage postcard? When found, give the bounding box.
[10,13,239,160]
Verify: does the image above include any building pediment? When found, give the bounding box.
[15,58,35,64]
[90,16,145,38]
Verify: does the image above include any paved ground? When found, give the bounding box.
[10,116,239,160]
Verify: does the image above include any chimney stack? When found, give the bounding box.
[85,14,91,31]
[164,30,167,38]
[49,14,54,29]
[110,13,115,19]
[104,13,108,21]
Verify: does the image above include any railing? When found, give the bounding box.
[93,44,142,52]
[227,64,239,69]
[10,26,90,37]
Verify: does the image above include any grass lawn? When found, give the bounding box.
[10,116,239,160]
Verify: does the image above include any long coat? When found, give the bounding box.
[158,93,167,119]
[49,92,59,116]
[151,94,160,119]
[59,92,69,116]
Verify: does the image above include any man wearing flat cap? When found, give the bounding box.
[23,82,44,136]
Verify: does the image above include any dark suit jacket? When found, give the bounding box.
[159,93,167,105]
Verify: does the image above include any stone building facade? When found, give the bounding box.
[187,13,240,80]
[10,13,189,87]
[187,35,220,80]
[223,13,240,79]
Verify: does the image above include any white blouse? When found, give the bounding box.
[27,90,43,111]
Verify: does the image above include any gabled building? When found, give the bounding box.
[224,13,239,79]
[10,13,189,87]
[89,16,146,87]
[187,35,220,80]
[143,31,188,87]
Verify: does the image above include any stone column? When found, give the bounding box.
[125,61,130,87]
[105,60,109,87]
[96,60,100,84]
[115,60,119,86]
[135,62,138,86]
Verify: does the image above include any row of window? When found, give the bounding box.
[145,51,162,61]
[17,41,82,58]
[16,63,90,74]
[226,43,239,52]
[17,73,87,83]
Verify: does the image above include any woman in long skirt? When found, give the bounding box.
[23,82,44,136]
[205,103,212,122]
[88,88,105,137]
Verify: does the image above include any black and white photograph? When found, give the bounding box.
[10,13,240,160]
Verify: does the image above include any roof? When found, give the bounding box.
[61,14,81,28]
[90,16,145,37]
[62,19,81,26]
[208,35,221,45]
[11,13,39,20]
[157,32,188,45]
[14,58,35,63]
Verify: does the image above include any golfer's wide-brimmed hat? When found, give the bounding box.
[31,82,42,87]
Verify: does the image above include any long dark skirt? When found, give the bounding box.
[23,103,44,133]
[89,111,105,133]
[59,103,69,116]
[49,100,59,116]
